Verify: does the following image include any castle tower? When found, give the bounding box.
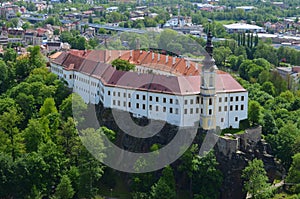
[200,29,217,130]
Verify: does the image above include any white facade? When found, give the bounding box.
[50,49,248,129]
[51,63,247,129]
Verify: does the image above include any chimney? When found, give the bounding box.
[166,55,168,63]
[152,52,154,60]
[187,60,190,68]
[196,63,199,70]
[130,50,133,57]
[158,54,160,61]
[172,57,176,65]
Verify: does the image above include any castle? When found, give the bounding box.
[49,33,248,130]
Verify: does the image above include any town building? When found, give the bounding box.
[50,34,248,130]
[276,66,300,90]
[224,23,265,33]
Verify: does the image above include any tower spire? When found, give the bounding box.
[205,26,213,57]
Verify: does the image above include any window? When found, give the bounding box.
[113,91,116,96]
[209,109,212,115]
[230,105,233,111]
[201,108,203,114]
[219,97,222,103]
[156,106,159,111]
[69,75,72,79]
[175,108,179,114]
[136,103,139,109]
[235,105,238,111]
[196,108,199,113]
[236,96,239,101]
[184,109,187,114]
[225,97,228,102]
[169,108,173,113]
[143,104,146,110]
[108,91,111,96]
[149,105,152,110]
[209,98,213,105]
[118,92,120,97]
[201,97,203,104]
[150,96,152,101]
[185,100,188,105]
[136,94,139,100]
[170,98,173,104]
[163,98,166,103]
[156,97,159,102]
[123,102,126,107]
[241,96,245,101]
[117,101,120,106]
[176,99,179,105]
[190,108,193,114]
[221,118,224,122]
[224,106,227,111]
[128,102,131,108]
[163,107,166,112]
[196,97,200,104]
[143,95,146,100]
[113,100,116,105]
[128,93,131,98]
[235,117,238,121]
[219,106,222,112]
[190,99,193,104]
[241,105,244,110]
[230,97,233,102]
[124,93,126,97]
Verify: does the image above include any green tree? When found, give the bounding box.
[54,175,75,199]
[59,93,87,122]
[39,97,58,117]
[192,151,223,199]
[23,119,48,152]
[268,123,300,169]
[158,29,178,50]
[213,46,232,67]
[286,153,300,187]
[28,46,46,69]
[3,48,17,63]
[0,60,8,93]
[242,159,272,199]
[261,81,276,96]
[248,100,262,126]
[0,108,23,161]
[78,128,105,198]
[111,58,135,71]
[150,166,176,199]
[262,111,277,135]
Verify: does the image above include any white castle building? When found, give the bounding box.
[50,33,248,130]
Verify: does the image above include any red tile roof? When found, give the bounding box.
[52,50,246,95]
[120,50,200,76]
[216,71,246,93]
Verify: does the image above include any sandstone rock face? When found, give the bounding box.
[94,104,284,199]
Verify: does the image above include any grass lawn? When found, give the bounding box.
[221,128,244,136]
